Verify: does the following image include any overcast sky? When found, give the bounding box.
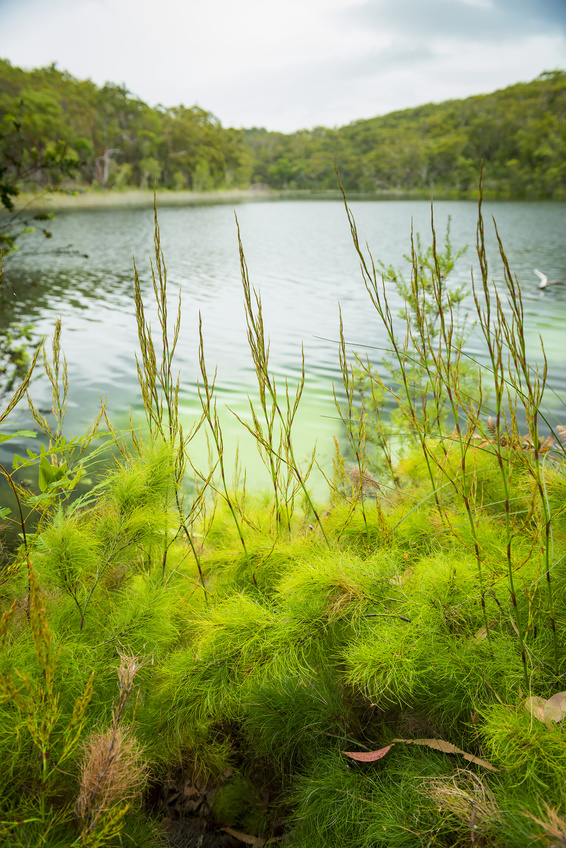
[1,0,565,132]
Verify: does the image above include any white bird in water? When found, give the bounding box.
[534,269,565,289]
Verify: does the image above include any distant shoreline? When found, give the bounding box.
[14,187,277,213]
[13,185,542,214]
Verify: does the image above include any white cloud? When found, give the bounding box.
[0,0,564,130]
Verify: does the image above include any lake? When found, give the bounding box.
[1,197,566,496]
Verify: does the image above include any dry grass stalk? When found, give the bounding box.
[420,769,499,842]
[348,466,380,494]
[76,726,146,832]
[76,653,147,836]
[524,805,566,847]
[114,652,143,723]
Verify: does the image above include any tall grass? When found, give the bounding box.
[338,177,563,685]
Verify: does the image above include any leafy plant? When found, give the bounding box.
[0,97,79,259]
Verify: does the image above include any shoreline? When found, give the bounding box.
[14,187,278,213]
[12,186,551,214]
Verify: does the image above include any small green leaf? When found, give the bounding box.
[0,430,37,444]
[39,454,55,491]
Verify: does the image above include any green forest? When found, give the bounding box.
[1,57,565,198]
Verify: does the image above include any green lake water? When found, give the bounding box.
[1,198,565,496]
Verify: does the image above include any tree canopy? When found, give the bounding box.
[1,59,565,198]
[244,70,566,197]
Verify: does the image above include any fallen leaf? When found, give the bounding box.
[344,744,393,762]
[543,691,566,724]
[524,696,547,723]
[392,738,499,772]
[541,434,555,452]
[221,827,265,846]
[183,784,199,796]
[474,621,498,640]
[391,568,413,586]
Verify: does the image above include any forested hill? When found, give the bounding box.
[1,58,565,198]
[0,59,248,194]
[246,71,566,197]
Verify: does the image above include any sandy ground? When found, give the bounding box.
[13,186,279,213]
[12,185,438,214]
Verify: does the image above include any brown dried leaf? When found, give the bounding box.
[392,738,499,772]
[183,783,199,797]
[221,827,265,846]
[391,568,413,586]
[543,692,566,724]
[556,425,566,448]
[474,621,498,640]
[524,696,547,723]
[343,744,393,762]
[541,434,555,452]
[220,828,283,847]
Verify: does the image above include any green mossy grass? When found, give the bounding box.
[2,432,565,846]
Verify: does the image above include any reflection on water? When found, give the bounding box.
[1,199,565,494]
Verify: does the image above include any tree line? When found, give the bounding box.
[1,58,565,199]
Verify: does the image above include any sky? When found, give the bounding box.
[0,0,565,133]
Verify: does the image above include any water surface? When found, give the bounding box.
[2,198,565,494]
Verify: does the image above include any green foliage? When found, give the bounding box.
[0,58,250,196]
[244,70,566,198]
[2,58,566,199]
[290,747,467,848]
[0,83,79,260]
[0,321,35,398]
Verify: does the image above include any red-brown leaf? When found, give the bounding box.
[344,744,393,762]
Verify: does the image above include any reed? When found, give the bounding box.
[133,201,209,593]
[234,216,329,544]
[328,309,388,545]
[337,176,565,692]
[197,313,252,567]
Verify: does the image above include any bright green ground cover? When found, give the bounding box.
[0,196,565,847]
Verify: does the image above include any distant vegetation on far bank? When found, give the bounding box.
[1,58,565,199]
